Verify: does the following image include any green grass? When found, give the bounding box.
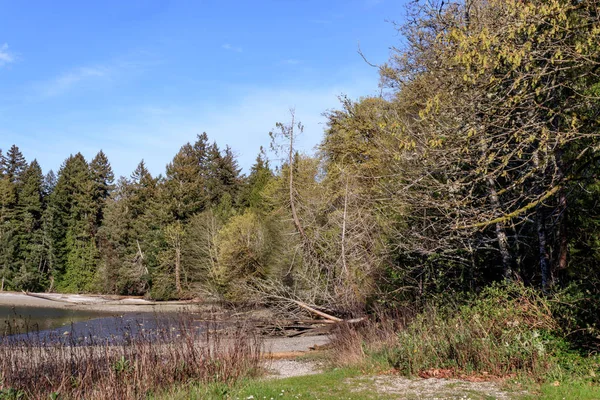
[161,368,397,400]
[524,381,600,400]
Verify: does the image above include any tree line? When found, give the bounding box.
[1,0,599,331]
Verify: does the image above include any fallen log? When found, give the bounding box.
[291,300,343,322]
[290,299,366,325]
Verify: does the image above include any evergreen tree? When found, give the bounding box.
[13,160,48,290]
[206,143,243,207]
[0,146,31,290]
[1,145,27,186]
[164,143,206,221]
[0,173,17,291]
[43,170,57,196]
[49,153,99,292]
[240,147,273,211]
[97,161,164,295]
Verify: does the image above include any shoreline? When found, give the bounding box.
[0,291,204,313]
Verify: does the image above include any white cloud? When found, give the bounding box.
[0,43,15,67]
[309,19,332,25]
[5,66,379,178]
[281,59,301,65]
[31,65,114,99]
[27,51,160,100]
[96,73,379,176]
[34,66,111,98]
[222,43,243,53]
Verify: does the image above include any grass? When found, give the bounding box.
[162,367,399,400]
[0,314,263,399]
[331,284,600,378]
[322,283,600,398]
[524,380,600,399]
[2,282,600,399]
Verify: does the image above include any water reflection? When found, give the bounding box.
[0,305,113,336]
[0,305,208,345]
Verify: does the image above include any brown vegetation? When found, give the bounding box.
[0,316,263,399]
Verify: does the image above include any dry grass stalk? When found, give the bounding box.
[0,315,263,399]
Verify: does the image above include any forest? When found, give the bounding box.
[1,0,600,337]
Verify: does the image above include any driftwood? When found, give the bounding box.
[22,291,70,303]
[291,300,344,322]
[255,299,367,337]
[291,299,366,324]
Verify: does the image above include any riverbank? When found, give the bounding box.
[0,291,202,312]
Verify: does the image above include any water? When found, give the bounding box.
[0,305,114,336]
[0,305,205,344]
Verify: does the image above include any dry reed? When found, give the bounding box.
[0,314,263,399]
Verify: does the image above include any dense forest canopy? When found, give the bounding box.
[1,0,599,333]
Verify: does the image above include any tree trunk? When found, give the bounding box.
[341,178,349,278]
[554,149,568,276]
[486,177,513,279]
[288,113,306,242]
[536,206,552,291]
[556,191,568,271]
[175,245,182,294]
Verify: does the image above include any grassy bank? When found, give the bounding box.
[161,368,600,400]
[324,283,600,397]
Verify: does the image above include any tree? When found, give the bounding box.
[89,150,115,231]
[0,145,27,186]
[206,143,242,207]
[97,161,161,295]
[240,147,273,212]
[164,143,206,221]
[376,0,600,294]
[49,153,99,292]
[269,110,307,243]
[13,160,49,290]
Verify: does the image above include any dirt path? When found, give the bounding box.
[349,375,518,399]
[263,335,520,398]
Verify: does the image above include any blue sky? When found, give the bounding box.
[0,0,408,178]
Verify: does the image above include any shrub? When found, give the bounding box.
[331,282,600,380]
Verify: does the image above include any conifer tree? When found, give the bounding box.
[0,146,30,290]
[89,150,115,231]
[50,153,99,292]
[13,160,48,290]
[241,147,273,212]
[164,143,207,221]
[1,145,27,186]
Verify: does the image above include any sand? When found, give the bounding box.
[0,291,201,312]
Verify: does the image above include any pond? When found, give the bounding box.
[0,305,203,344]
[0,304,114,335]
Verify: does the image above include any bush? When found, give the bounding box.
[331,282,600,380]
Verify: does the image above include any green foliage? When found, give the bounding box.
[113,356,133,375]
[358,283,600,382]
[0,388,25,400]
[214,211,281,301]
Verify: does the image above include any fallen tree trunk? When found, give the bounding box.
[291,299,366,324]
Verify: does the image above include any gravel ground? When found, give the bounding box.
[264,335,330,354]
[262,336,520,398]
[348,375,519,399]
[267,359,323,379]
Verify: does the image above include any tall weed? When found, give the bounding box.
[332,283,600,380]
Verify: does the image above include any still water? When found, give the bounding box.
[0,305,195,343]
[0,305,113,335]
